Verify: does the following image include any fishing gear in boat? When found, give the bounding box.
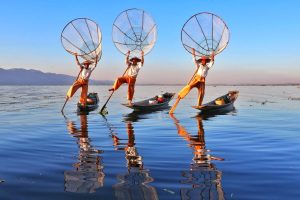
[192,91,239,114]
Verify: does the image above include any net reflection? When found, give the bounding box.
[170,114,225,200]
[104,115,158,200]
[64,114,104,193]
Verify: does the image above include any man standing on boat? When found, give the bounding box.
[169,49,214,114]
[109,50,144,105]
[63,54,98,110]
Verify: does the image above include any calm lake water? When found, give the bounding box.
[0,85,300,200]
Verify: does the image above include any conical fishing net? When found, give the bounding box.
[61,18,102,61]
[112,8,157,58]
[181,12,230,58]
[80,41,102,62]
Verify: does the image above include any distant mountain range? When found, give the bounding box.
[0,68,113,85]
[0,68,299,86]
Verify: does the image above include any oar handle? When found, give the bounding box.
[169,66,199,114]
[61,68,83,112]
[76,68,83,80]
[61,98,68,113]
[100,91,114,113]
[187,66,199,85]
[169,98,180,114]
[100,67,128,114]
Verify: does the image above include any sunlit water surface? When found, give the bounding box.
[0,85,300,200]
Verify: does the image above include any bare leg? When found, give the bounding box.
[197,82,205,106]
[128,85,135,105]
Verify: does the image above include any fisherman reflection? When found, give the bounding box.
[111,120,158,200]
[170,114,225,200]
[64,114,104,193]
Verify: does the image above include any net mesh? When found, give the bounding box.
[61,18,102,61]
[181,12,230,58]
[80,41,102,62]
[112,8,157,58]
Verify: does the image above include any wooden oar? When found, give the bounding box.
[169,67,199,114]
[99,69,128,115]
[61,68,82,113]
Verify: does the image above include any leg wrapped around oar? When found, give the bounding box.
[67,79,88,99]
[170,76,201,114]
[111,76,128,91]
[62,79,87,112]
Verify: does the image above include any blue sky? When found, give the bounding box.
[0,0,299,84]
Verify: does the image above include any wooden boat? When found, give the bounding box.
[192,91,239,113]
[77,93,99,113]
[122,92,175,111]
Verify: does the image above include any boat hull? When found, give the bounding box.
[122,92,175,112]
[77,93,99,113]
[192,91,239,114]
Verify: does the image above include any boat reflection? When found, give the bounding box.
[122,101,172,123]
[170,114,225,200]
[196,107,237,120]
[63,114,104,193]
[102,116,158,200]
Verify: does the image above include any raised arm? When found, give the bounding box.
[140,51,144,66]
[90,55,99,72]
[75,54,83,69]
[125,50,130,66]
[192,48,199,68]
[124,51,131,75]
[208,52,215,69]
[211,51,215,62]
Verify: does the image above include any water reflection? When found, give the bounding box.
[170,114,225,200]
[196,107,237,120]
[64,114,105,193]
[102,115,158,199]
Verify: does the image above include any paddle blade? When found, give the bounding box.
[99,107,108,115]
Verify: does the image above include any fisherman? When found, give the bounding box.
[64,54,98,109]
[169,49,214,114]
[157,94,165,103]
[109,50,144,105]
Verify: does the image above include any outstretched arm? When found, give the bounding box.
[125,50,130,66]
[211,51,215,62]
[75,54,83,69]
[192,48,199,68]
[208,52,215,69]
[90,55,99,72]
[141,51,144,66]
